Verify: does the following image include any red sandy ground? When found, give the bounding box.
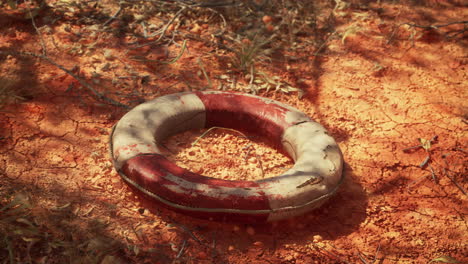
[0,0,466,263]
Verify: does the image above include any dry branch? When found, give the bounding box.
[403,20,468,39]
[0,50,130,109]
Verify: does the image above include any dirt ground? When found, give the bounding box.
[0,0,466,263]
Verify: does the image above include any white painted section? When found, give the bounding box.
[111,92,206,170]
[263,122,344,221]
[163,173,264,199]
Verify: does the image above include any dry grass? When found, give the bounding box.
[0,78,24,108]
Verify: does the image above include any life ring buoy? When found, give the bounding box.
[110,91,344,223]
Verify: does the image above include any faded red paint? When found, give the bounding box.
[121,154,271,213]
[195,92,292,147]
[132,182,270,223]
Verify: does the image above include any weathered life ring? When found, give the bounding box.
[110,91,344,223]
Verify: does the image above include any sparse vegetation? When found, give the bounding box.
[0,191,123,263]
[0,77,24,108]
[0,0,467,263]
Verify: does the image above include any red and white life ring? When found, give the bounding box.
[110,91,344,223]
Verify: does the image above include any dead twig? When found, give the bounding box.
[175,239,187,259]
[242,144,252,160]
[191,0,237,8]
[132,5,187,49]
[407,174,428,191]
[242,143,265,178]
[0,50,130,109]
[441,154,467,196]
[357,243,382,264]
[192,127,247,146]
[103,3,123,27]
[403,136,440,188]
[427,164,437,182]
[163,40,187,64]
[27,1,47,56]
[308,240,350,263]
[403,21,468,39]
[197,58,213,89]
[419,155,431,168]
[442,167,467,196]
[403,136,438,174]
[168,222,204,246]
[402,135,438,153]
[255,152,265,178]
[313,31,337,57]
[210,231,218,259]
[403,21,468,30]
[131,39,187,64]
[210,8,227,36]
[248,64,255,93]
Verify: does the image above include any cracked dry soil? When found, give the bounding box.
[0,1,467,263]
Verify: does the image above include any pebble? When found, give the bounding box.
[246,226,255,236]
[265,24,275,32]
[262,15,273,24]
[312,234,323,242]
[248,157,257,164]
[190,24,202,34]
[253,241,263,247]
[242,38,251,45]
[170,244,179,252]
[103,49,114,60]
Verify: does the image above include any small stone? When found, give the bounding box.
[233,225,240,232]
[262,15,273,24]
[134,14,146,21]
[265,24,275,32]
[253,241,263,247]
[103,49,114,60]
[170,244,179,252]
[246,226,255,236]
[242,38,251,45]
[228,245,235,251]
[312,235,323,242]
[190,24,202,34]
[100,63,111,72]
[194,167,204,174]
